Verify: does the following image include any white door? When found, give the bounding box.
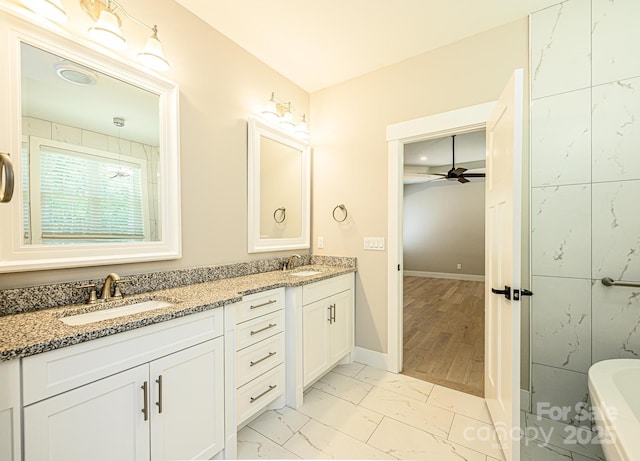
[23,365,149,461]
[150,337,225,461]
[485,68,524,461]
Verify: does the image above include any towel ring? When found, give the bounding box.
[0,153,15,203]
[273,207,286,223]
[332,204,348,222]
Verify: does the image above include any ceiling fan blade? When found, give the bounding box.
[460,173,485,177]
[453,167,467,175]
[458,176,470,184]
[415,172,447,176]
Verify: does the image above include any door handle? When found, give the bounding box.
[491,285,511,300]
[513,289,533,301]
[155,375,163,414]
[0,153,15,203]
[141,381,149,421]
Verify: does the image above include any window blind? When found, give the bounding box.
[37,146,145,244]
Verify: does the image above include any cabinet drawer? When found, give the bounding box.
[22,308,224,405]
[235,310,284,351]
[236,333,284,387]
[236,363,285,426]
[237,289,284,324]
[302,273,353,305]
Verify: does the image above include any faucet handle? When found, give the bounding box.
[76,284,98,304]
[113,279,132,299]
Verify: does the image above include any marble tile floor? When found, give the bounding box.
[239,362,485,460]
[238,362,607,460]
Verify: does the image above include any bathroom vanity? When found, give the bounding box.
[0,262,355,460]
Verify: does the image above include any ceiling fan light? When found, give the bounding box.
[88,9,127,50]
[21,0,68,24]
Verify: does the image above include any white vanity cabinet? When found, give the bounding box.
[21,309,225,461]
[226,288,286,431]
[0,360,20,461]
[286,273,354,408]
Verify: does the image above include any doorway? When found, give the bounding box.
[401,131,486,396]
[386,101,495,376]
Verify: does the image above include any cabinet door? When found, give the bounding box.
[150,337,225,461]
[24,365,149,461]
[0,360,20,461]
[329,289,353,364]
[303,298,331,386]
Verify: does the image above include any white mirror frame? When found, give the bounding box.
[0,12,181,273]
[248,117,310,253]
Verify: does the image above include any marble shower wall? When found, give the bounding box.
[530,0,640,423]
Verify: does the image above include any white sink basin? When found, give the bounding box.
[589,359,640,461]
[60,300,173,326]
[290,270,323,277]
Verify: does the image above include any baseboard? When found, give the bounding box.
[352,346,388,370]
[520,389,531,412]
[404,270,485,282]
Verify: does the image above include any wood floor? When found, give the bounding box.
[402,276,485,397]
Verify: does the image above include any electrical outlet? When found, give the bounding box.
[317,236,324,249]
[456,263,462,270]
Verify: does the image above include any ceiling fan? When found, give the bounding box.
[421,135,486,184]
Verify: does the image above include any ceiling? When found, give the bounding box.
[176,0,558,92]
[21,43,159,146]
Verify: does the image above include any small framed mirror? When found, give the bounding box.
[0,16,181,272]
[247,117,310,253]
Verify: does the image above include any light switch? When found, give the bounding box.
[364,237,385,251]
[318,236,324,249]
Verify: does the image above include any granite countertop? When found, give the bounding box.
[0,265,355,362]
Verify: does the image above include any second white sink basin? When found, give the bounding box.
[60,299,173,326]
[290,270,323,277]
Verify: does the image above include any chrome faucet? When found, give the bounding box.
[99,273,122,301]
[283,254,302,271]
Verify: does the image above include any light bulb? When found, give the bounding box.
[138,28,169,71]
[21,0,68,24]
[88,9,127,50]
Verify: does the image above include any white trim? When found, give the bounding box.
[520,389,531,413]
[403,270,485,282]
[387,101,495,375]
[352,347,388,371]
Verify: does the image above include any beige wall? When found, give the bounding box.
[310,19,530,371]
[0,0,309,289]
[403,181,485,276]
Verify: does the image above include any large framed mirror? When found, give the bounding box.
[0,13,181,272]
[248,117,310,253]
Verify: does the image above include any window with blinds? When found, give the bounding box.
[27,137,149,244]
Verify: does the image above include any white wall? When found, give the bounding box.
[310,19,530,354]
[0,0,310,289]
[403,180,485,276]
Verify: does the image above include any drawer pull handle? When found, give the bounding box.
[250,323,277,335]
[141,381,149,421]
[250,299,277,310]
[155,375,163,414]
[250,384,277,403]
[250,351,277,367]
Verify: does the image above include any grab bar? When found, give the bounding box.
[601,277,640,288]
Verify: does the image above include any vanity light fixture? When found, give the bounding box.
[260,92,310,140]
[21,0,68,24]
[83,0,170,70]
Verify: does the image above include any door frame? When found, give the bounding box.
[386,102,496,373]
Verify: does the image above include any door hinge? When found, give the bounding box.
[398,264,401,271]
